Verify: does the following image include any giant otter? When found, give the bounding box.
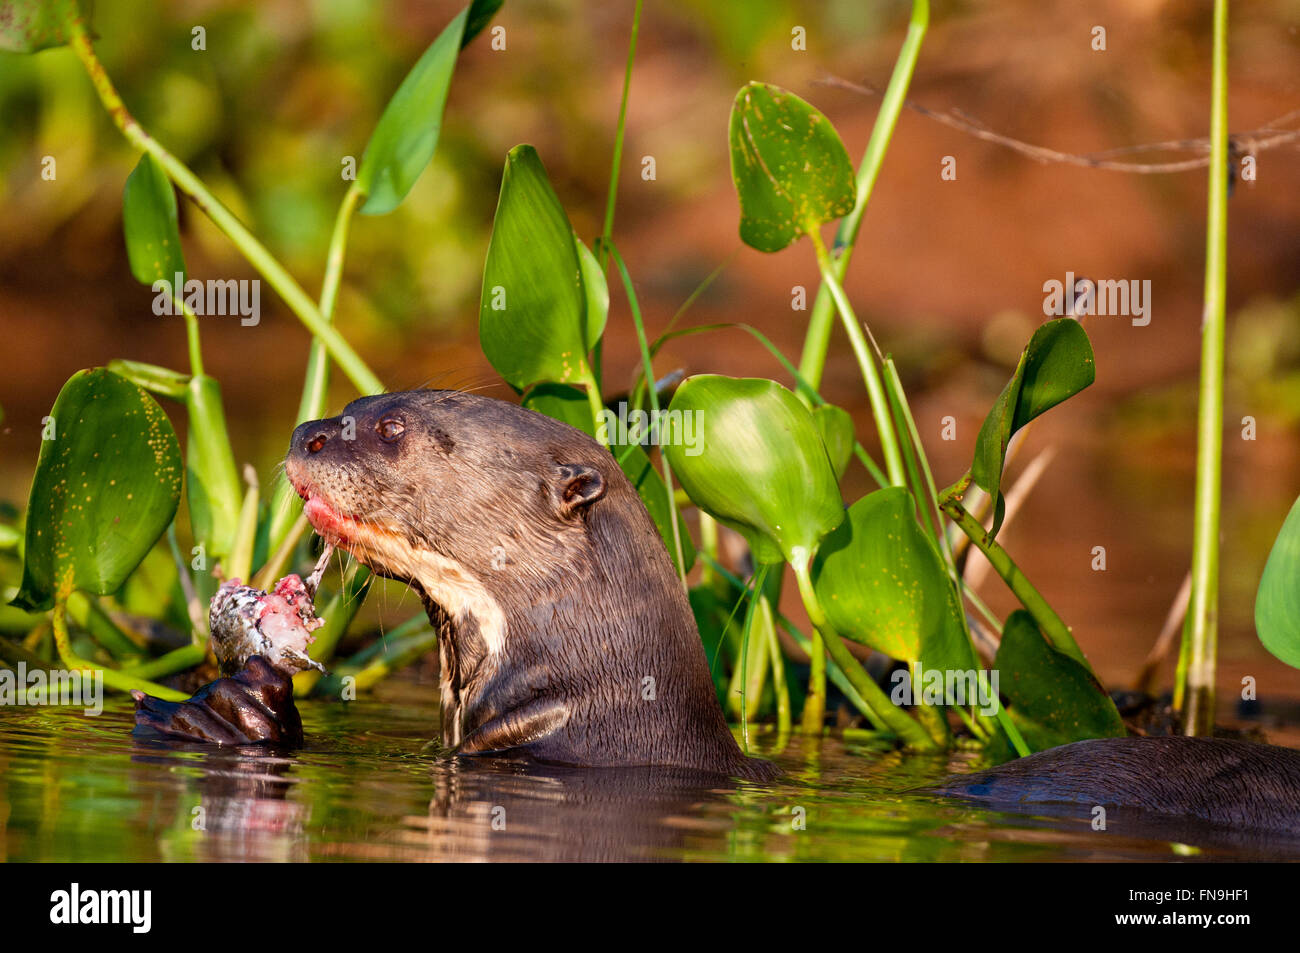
[930,736,1300,836]
[133,390,1300,832]
[137,390,774,780]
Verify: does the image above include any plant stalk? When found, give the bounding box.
[1178,0,1229,736]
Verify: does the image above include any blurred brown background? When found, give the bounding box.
[2,0,1299,715]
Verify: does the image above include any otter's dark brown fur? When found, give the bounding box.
[932,736,1300,834]
[278,390,774,780]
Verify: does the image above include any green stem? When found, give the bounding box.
[764,593,792,739]
[798,0,929,388]
[50,596,187,701]
[61,6,383,396]
[808,229,906,487]
[607,241,689,583]
[1179,0,1229,736]
[941,498,1091,671]
[122,643,206,681]
[791,555,935,749]
[597,0,643,272]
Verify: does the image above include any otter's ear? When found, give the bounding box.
[553,463,605,516]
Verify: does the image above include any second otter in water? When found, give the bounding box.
[281,389,775,780]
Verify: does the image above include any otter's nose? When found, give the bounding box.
[290,418,338,458]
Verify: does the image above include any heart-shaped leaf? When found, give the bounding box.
[480,145,601,391]
[12,369,182,612]
[123,152,185,288]
[728,82,856,253]
[813,403,854,480]
[994,610,1125,751]
[812,487,974,671]
[665,375,843,566]
[356,0,502,215]
[971,319,1094,530]
[1256,493,1300,669]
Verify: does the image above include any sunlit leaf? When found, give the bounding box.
[812,487,973,670]
[994,610,1125,751]
[184,375,243,558]
[12,369,182,611]
[813,403,854,480]
[480,145,598,390]
[666,375,843,565]
[356,3,481,215]
[106,359,190,400]
[971,319,1094,532]
[123,153,184,287]
[728,82,855,253]
[1256,493,1300,669]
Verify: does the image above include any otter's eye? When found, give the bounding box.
[377,417,405,442]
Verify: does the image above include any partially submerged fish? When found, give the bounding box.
[208,545,334,677]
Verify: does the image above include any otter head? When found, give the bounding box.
[285,390,608,579]
[284,390,621,749]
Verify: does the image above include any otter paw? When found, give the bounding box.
[132,655,304,747]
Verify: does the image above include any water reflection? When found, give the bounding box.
[3,691,1298,862]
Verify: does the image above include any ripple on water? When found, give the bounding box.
[1,690,1294,861]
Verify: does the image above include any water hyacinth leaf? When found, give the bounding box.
[184,375,243,559]
[0,0,80,53]
[813,403,854,480]
[522,382,593,435]
[480,145,596,391]
[576,235,609,346]
[106,359,191,400]
[1255,493,1300,669]
[666,375,843,565]
[12,369,182,612]
[971,319,1094,521]
[123,153,185,287]
[812,487,973,670]
[994,610,1125,751]
[728,82,856,253]
[356,4,472,215]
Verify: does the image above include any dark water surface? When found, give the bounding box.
[2,678,1296,862]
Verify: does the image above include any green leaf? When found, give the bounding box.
[1255,493,1300,669]
[665,375,843,566]
[576,235,609,347]
[106,359,190,400]
[462,0,503,49]
[971,319,1095,527]
[356,5,468,215]
[813,403,854,480]
[183,375,243,559]
[728,82,856,253]
[812,487,974,670]
[480,145,598,391]
[12,369,182,612]
[122,153,185,288]
[522,383,693,570]
[994,610,1125,751]
[0,0,80,53]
